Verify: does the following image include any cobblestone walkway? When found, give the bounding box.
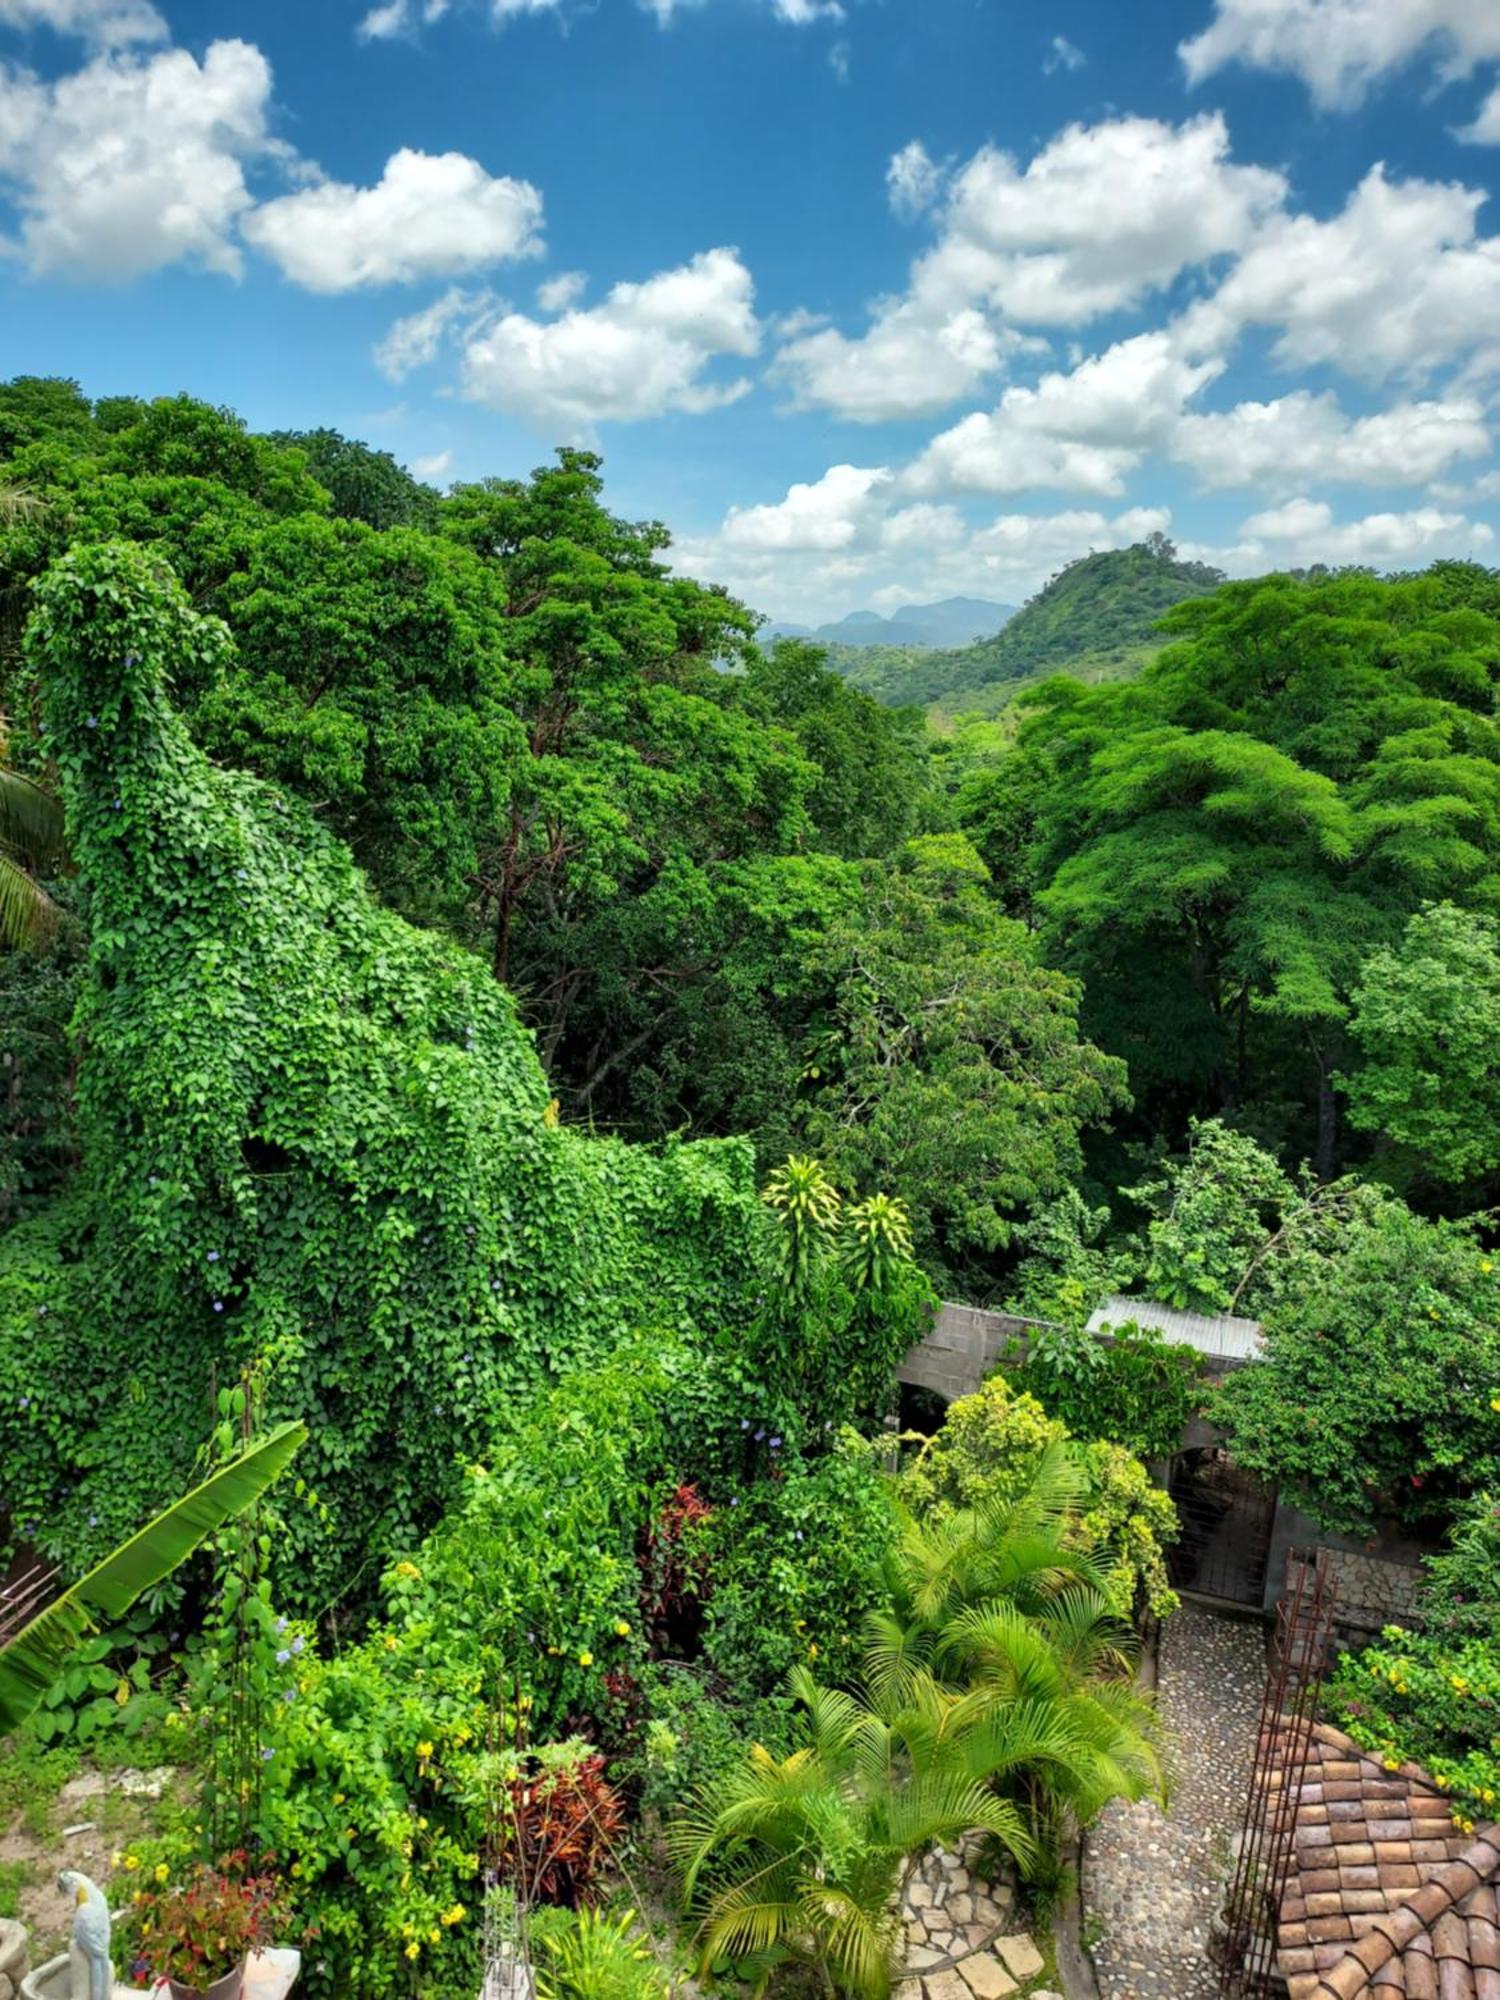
[1082,1604,1265,1999]
[898,1838,1054,2000]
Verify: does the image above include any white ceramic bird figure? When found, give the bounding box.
[57,1869,112,2000]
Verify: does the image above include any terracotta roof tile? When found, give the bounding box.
[1263,1724,1500,1999]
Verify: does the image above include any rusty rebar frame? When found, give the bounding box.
[1214,1548,1338,1997]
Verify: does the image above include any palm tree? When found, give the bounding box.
[674,1446,1165,1999]
[867,1442,1163,1864]
[672,1665,1038,2000]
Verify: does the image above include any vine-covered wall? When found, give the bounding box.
[0,544,766,1605]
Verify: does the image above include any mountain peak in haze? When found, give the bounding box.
[760,596,1016,651]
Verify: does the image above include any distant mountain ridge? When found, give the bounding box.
[762,595,1016,652]
[832,539,1226,713]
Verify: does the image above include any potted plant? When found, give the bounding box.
[128,1858,289,1999]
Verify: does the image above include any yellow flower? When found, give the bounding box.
[578,1650,593,1668]
[405,1942,421,1961]
[807,1643,819,1660]
[114,1678,130,1706]
[384,1635,399,1652]
[124,1856,139,1872]
[333,1793,345,1806]
[614,1621,630,1638]
[1484,1260,1495,1274]
[428,1929,440,1946]
[394,1562,422,1580]
[518,1694,532,1712]
[111,1852,123,1868]
[154,1864,169,1884]
[1383,1758,1400,1772]
[416,1740,435,1760]
[417,1817,428,1831]
[1491,1397,1500,1414]
[1436,1774,1451,1789]
[441,1906,465,1928]
[546,1644,561,1656]
[132,1892,143,1905]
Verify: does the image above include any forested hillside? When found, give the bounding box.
[836,536,1225,713]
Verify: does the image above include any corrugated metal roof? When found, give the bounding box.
[1084,1293,1264,1361]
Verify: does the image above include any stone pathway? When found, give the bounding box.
[898,1836,1056,2000]
[1082,1604,1265,2000]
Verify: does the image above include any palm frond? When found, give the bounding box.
[0,1421,307,1733]
[0,766,65,865]
[0,851,58,950]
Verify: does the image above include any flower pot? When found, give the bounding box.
[168,1965,246,2000]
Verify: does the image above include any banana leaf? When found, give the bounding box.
[0,1420,307,1733]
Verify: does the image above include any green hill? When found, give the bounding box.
[834,537,1225,713]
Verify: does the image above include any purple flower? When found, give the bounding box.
[275,1617,288,1634]
[18,1395,28,1408]
[795,1530,804,1542]
[292,1635,304,1655]
[769,1436,782,1450]
[276,1648,291,1664]
[124,654,139,667]
[236,869,248,882]
[113,799,122,811]
[208,1250,221,1263]
[212,1299,224,1313]
[85,716,98,729]
[88,1513,98,1527]
[740,1418,750,1431]
[282,1688,296,1703]
[754,1429,766,1442]
[260,1746,275,1762]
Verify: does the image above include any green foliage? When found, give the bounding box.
[838,538,1222,711]
[700,1431,895,1695]
[0,923,81,1223]
[1328,1628,1500,1828]
[1215,1188,1500,1533]
[1344,902,1500,1185]
[1009,568,1500,1174]
[673,1666,1034,2000]
[626,1666,794,1821]
[1006,1320,1204,1464]
[796,836,1129,1282]
[0,541,765,1604]
[1423,1491,1500,1641]
[265,428,440,530]
[532,1905,670,2000]
[899,1374,1178,1620]
[0,1418,304,1733]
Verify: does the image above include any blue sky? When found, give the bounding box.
[2,0,1500,621]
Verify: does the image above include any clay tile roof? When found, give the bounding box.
[1267,1722,1500,1998]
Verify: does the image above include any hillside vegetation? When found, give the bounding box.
[835,536,1225,713]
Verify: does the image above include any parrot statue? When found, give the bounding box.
[57,1870,113,2000]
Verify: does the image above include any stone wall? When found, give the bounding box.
[1313,1546,1426,1634]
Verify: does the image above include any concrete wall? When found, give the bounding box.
[896,1302,1057,1404]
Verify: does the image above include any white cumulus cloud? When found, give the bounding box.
[1173,391,1490,488]
[1238,495,1495,563]
[887,140,944,221]
[1184,164,1500,381]
[906,333,1225,497]
[537,269,585,311]
[721,464,892,552]
[0,38,279,280]
[1181,0,1500,109]
[242,147,543,292]
[457,245,760,430]
[775,114,1285,423]
[0,0,166,43]
[374,286,491,380]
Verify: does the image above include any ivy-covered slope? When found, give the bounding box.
[0,544,763,1605]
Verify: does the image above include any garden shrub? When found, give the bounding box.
[530,1904,670,2000]
[699,1428,895,1694]
[0,543,767,1606]
[1327,1491,1500,1830]
[1005,1318,1205,1462]
[899,1374,1179,1618]
[1328,1629,1500,1830]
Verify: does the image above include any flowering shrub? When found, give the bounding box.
[124,1859,290,1989]
[1328,1627,1500,1829]
[491,1743,625,1907]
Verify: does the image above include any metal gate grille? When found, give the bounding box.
[1167,1448,1276,1607]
